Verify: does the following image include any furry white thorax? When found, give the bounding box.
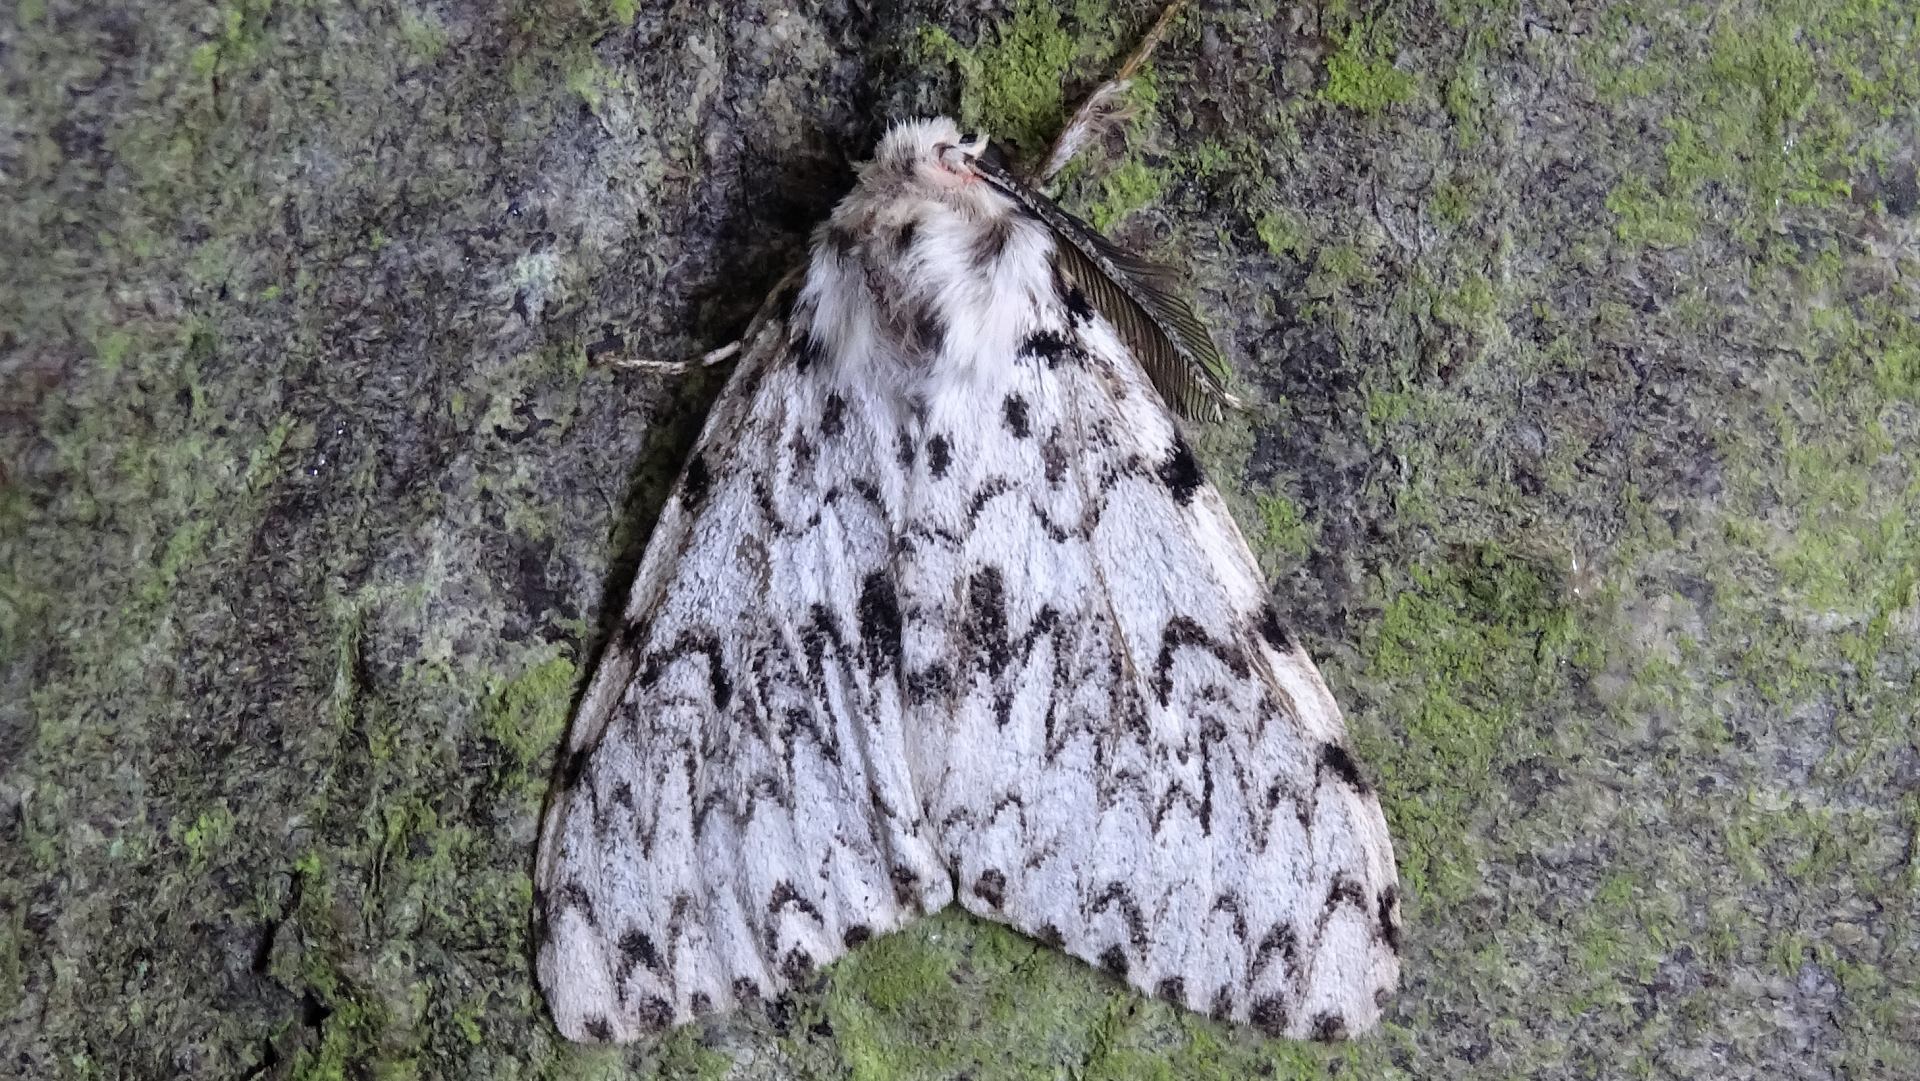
[799,117,1057,419]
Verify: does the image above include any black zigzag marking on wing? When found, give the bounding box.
[1149,617,1251,706]
[638,631,733,709]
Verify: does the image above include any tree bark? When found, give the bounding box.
[3,1,1916,1077]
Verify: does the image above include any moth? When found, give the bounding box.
[533,112,1401,1043]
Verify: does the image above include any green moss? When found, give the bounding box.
[1321,20,1416,114]
[1358,547,1580,903]
[190,0,279,80]
[1431,175,1474,225]
[654,1026,735,1080]
[1255,492,1317,560]
[94,329,133,370]
[242,415,296,494]
[921,0,1083,163]
[1606,173,1700,247]
[820,909,1378,1081]
[482,654,576,790]
[396,9,450,61]
[1255,208,1310,259]
[1089,157,1165,229]
[175,803,237,869]
[1306,243,1377,298]
[1443,55,1485,147]
[1434,269,1497,333]
[563,46,625,116]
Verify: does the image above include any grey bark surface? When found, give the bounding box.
[2,1,1917,1078]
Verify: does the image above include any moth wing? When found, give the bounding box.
[913,294,1401,1040]
[534,328,949,1042]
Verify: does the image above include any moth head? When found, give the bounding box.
[872,117,991,194]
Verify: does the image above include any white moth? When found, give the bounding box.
[534,117,1401,1044]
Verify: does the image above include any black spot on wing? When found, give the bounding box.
[896,429,915,467]
[926,434,951,478]
[1099,944,1129,978]
[1002,394,1030,437]
[789,429,816,469]
[821,393,846,437]
[1210,892,1248,939]
[800,603,843,681]
[1055,264,1093,321]
[972,868,1006,908]
[1037,924,1065,949]
[889,865,921,905]
[690,991,712,1014]
[768,881,825,923]
[965,480,1018,524]
[617,929,662,975]
[732,977,762,1003]
[1249,997,1289,1037]
[857,573,902,672]
[1210,987,1235,1021]
[1091,882,1150,949]
[636,997,673,1031]
[765,994,796,1034]
[781,947,816,982]
[1256,603,1299,652]
[896,220,918,253]
[620,615,649,651]
[1156,977,1186,1007]
[778,704,840,767]
[907,663,951,704]
[1311,1012,1349,1042]
[583,1015,613,1041]
[531,886,552,943]
[1041,435,1068,484]
[965,567,1011,678]
[1326,875,1368,911]
[609,780,634,812]
[1319,743,1371,794]
[843,924,872,948]
[558,881,596,928]
[1021,329,1072,366]
[1251,922,1300,982]
[1156,433,1203,505]
[679,453,712,511]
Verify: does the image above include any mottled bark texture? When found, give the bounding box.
[2,1,1916,1078]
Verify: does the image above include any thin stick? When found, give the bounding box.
[1114,0,1191,84]
[611,269,805,373]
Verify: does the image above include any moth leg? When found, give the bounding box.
[609,357,700,373]
[1035,0,1192,183]
[606,268,807,374]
